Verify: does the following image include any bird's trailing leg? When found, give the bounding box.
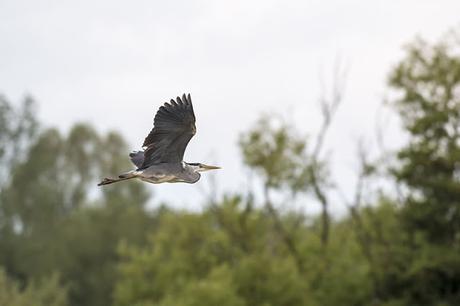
[97,171,137,186]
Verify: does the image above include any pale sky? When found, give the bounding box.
[1,0,459,213]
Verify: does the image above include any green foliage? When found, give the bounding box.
[158,265,245,306]
[0,268,67,306]
[0,95,38,188]
[115,203,244,306]
[115,197,376,306]
[239,115,310,192]
[385,32,460,305]
[390,33,460,242]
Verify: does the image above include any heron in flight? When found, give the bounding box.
[98,94,220,186]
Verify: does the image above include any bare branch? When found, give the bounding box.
[312,58,348,159]
[309,59,348,247]
[341,139,385,300]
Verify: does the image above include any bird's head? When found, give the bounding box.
[187,162,221,172]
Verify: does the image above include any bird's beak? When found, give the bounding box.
[200,164,221,172]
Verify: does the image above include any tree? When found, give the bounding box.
[390,33,460,243]
[239,116,310,272]
[382,31,460,305]
[0,95,38,188]
[0,268,67,306]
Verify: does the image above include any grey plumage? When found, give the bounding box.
[129,151,144,168]
[98,93,220,187]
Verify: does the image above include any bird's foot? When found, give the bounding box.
[97,178,117,186]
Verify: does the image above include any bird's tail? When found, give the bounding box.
[97,170,138,186]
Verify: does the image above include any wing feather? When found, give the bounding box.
[140,93,196,168]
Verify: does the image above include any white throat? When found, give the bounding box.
[184,162,201,172]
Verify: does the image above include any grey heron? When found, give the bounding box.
[98,94,220,186]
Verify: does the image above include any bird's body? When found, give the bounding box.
[142,163,201,184]
[98,94,220,186]
[119,162,200,184]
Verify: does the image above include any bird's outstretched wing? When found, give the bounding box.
[140,94,196,168]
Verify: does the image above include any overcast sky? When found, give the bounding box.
[1,0,459,212]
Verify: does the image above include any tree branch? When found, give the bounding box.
[263,184,306,273]
[310,60,347,247]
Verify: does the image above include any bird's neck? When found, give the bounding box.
[183,162,200,172]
